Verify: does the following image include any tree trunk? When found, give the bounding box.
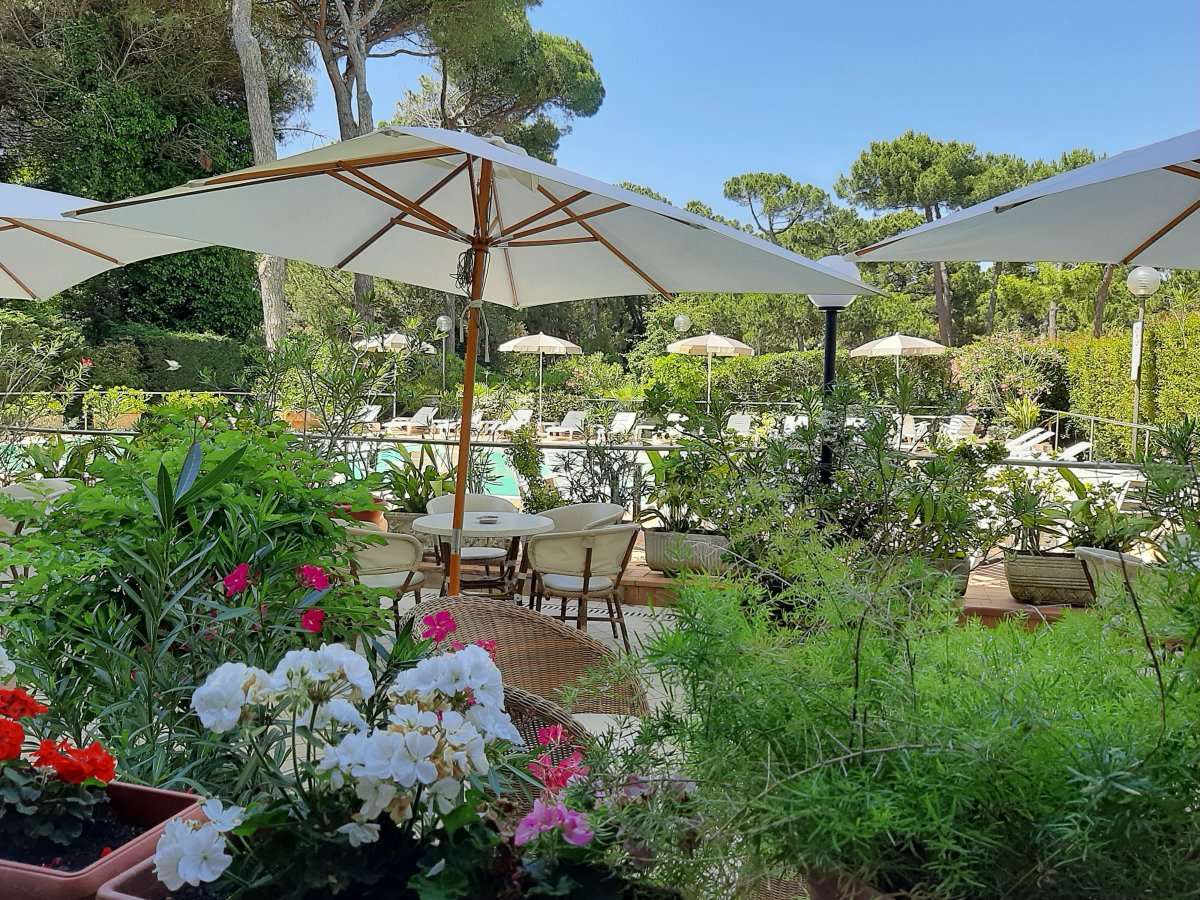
[1047,297,1058,340]
[924,205,952,345]
[231,0,286,348]
[1094,263,1114,337]
[985,262,1002,335]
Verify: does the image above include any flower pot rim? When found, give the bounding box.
[0,782,200,899]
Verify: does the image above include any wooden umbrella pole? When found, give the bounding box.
[447,159,493,596]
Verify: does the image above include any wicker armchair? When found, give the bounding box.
[407,596,649,716]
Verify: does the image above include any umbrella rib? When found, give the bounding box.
[506,236,598,247]
[1,218,119,264]
[467,156,482,239]
[535,186,673,299]
[1164,165,1200,180]
[487,168,520,307]
[334,160,471,270]
[496,189,591,237]
[0,260,36,300]
[204,146,462,185]
[1121,194,1200,264]
[497,202,628,244]
[336,163,460,235]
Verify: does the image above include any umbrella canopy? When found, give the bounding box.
[851,130,1200,267]
[497,332,582,424]
[851,332,947,380]
[667,332,754,406]
[353,332,436,354]
[0,183,203,299]
[850,333,947,358]
[70,125,879,594]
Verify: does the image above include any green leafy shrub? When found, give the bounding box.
[630,564,1200,898]
[951,331,1068,418]
[84,339,144,389]
[115,324,248,391]
[1060,331,1146,460]
[0,413,384,791]
[81,386,148,429]
[1148,310,1200,421]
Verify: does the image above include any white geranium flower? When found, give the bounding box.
[0,645,13,679]
[317,643,375,698]
[200,799,244,834]
[466,704,523,746]
[192,664,250,733]
[354,776,397,820]
[391,731,440,787]
[337,818,381,848]
[268,649,321,693]
[426,776,463,815]
[351,731,406,781]
[443,719,489,776]
[388,702,438,730]
[154,819,232,891]
[457,644,504,707]
[326,698,367,731]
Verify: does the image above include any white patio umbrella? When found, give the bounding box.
[69,125,879,593]
[353,332,437,418]
[850,332,947,380]
[850,129,1200,267]
[497,332,582,424]
[666,332,754,407]
[0,183,203,299]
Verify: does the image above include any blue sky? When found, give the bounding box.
[293,0,1199,219]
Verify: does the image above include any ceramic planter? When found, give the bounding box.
[643,528,729,574]
[928,555,971,596]
[1004,551,1093,604]
[96,857,165,900]
[0,782,201,900]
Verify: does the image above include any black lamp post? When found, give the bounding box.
[810,255,862,484]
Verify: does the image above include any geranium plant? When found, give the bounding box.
[0,680,118,854]
[153,635,530,898]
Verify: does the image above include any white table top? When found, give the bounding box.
[412,512,555,538]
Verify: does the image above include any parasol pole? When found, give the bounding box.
[538,349,544,427]
[706,351,712,411]
[447,158,493,595]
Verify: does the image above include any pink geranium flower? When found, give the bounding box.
[421,611,457,642]
[299,564,330,591]
[528,749,589,793]
[300,608,326,633]
[223,563,250,594]
[560,808,594,846]
[513,799,593,847]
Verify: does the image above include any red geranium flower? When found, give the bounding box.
[0,719,23,761]
[32,738,116,785]
[0,688,48,721]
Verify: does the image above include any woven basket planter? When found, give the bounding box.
[1004,551,1093,605]
[644,528,729,575]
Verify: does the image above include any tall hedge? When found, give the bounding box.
[88,326,248,392]
[1059,331,1148,461]
[1149,312,1200,421]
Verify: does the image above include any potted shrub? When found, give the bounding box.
[381,445,456,545]
[0,684,200,900]
[505,424,565,514]
[642,448,728,574]
[103,634,534,899]
[998,469,1155,604]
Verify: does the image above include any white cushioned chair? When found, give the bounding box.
[527,523,641,651]
[345,525,425,636]
[426,494,515,581]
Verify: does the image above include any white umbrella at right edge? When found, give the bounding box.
[851,332,946,380]
[667,332,754,407]
[849,129,1200,267]
[497,332,582,425]
[69,125,882,594]
[0,183,203,299]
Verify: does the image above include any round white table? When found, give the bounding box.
[412,512,554,597]
[411,512,554,539]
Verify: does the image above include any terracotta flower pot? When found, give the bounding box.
[0,782,201,900]
[96,857,165,900]
[334,499,388,531]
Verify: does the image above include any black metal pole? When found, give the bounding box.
[818,306,838,485]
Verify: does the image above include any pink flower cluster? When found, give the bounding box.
[223,563,250,595]
[299,565,330,591]
[514,721,594,847]
[514,798,593,847]
[220,563,331,634]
